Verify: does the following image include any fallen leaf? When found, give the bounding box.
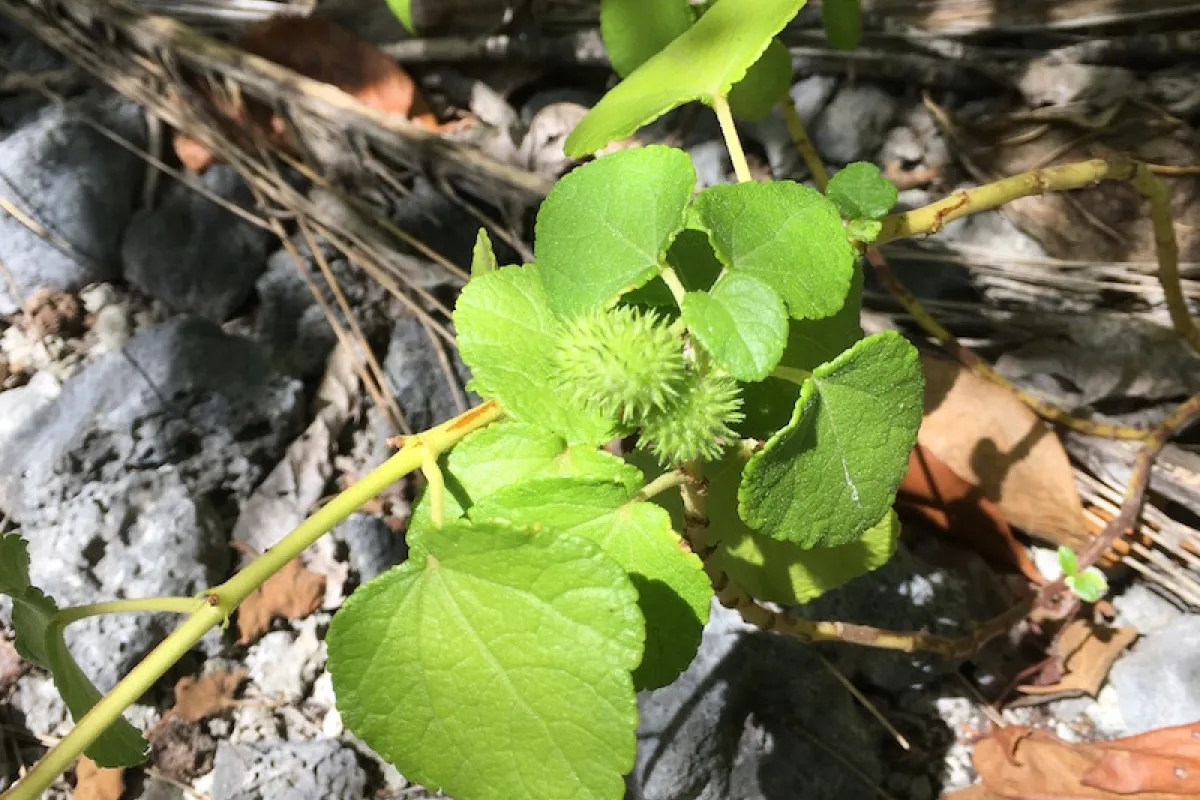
[919,354,1091,551]
[149,715,219,783]
[0,637,21,691]
[898,443,1046,585]
[970,721,1200,799]
[235,558,325,645]
[1017,618,1137,698]
[168,668,247,722]
[174,16,441,172]
[73,757,123,800]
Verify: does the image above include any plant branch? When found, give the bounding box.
[712,94,753,183]
[863,246,1149,440]
[633,469,693,502]
[2,400,504,800]
[781,98,829,190]
[771,365,812,385]
[52,598,202,627]
[659,265,687,306]
[1039,389,1200,609]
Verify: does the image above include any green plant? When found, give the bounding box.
[2,0,1191,798]
[1057,546,1109,604]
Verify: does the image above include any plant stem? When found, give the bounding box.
[633,469,692,502]
[712,95,753,184]
[418,445,446,527]
[770,365,812,385]
[1,400,504,800]
[781,99,829,190]
[659,265,688,306]
[53,598,201,627]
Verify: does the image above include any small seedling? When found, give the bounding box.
[1058,545,1110,603]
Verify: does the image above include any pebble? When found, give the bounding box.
[811,85,899,165]
[1109,614,1200,734]
[209,739,370,800]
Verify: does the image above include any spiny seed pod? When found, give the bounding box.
[555,306,688,423]
[638,369,744,465]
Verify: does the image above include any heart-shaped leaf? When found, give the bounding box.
[471,478,711,689]
[327,520,643,800]
[682,272,788,381]
[454,264,614,445]
[535,146,696,318]
[740,331,924,547]
[692,180,855,320]
[826,162,898,221]
[565,0,810,156]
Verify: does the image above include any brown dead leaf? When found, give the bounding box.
[149,715,219,783]
[174,16,442,172]
[919,354,1091,551]
[0,637,21,691]
[1018,618,1137,698]
[73,757,123,800]
[236,558,325,645]
[168,667,247,722]
[971,721,1200,799]
[898,443,1046,584]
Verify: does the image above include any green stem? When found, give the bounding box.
[781,99,829,190]
[659,266,687,306]
[633,469,691,502]
[771,365,812,385]
[712,94,753,184]
[2,400,505,800]
[419,445,446,528]
[53,598,201,627]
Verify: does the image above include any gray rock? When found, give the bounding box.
[210,739,369,800]
[332,513,407,582]
[245,620,324,705]
[0,95,145,313]
[0,317,304,690]
[122,166,276,321]
[629,602,881,800]
[687,140,733,189]
[1110,615,1200,734]
[1112,582,1185,635]
[794,542,1006,691]
[789,76,839,126]
[254,236,389,379]
[380,313,475,435]
[811,86,899,165]
[0,370,60,451]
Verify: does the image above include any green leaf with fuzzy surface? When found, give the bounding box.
[470,478,710,689]
[740,331,923,547]
[535,146,696,318]
[601,0,695,78]
[454,264,614,445]
[565,0,810,156]
[826,162,898,221]
[682,272,788,382]
[692,180,854,320]
[0,534,149,768]
[327,520,643,800]
[408,421,641,531]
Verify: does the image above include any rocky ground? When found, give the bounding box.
[1,8,1200,800]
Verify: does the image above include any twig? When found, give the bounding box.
[780,98,828,189]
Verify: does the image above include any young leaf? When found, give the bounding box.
[692,180,855,320]
[564,0,810,156]
[740,331,924,548]
[727,38,793,122]
[408,421,641,530]
[327,520,643,800]
[821,0,862,51]
[682,272,788,382]
[601,0,695,78]
[470,478,711,689]
[1057,545,1079,578]
[1067,568,1109,603]
[386,0,413,32]
[471,228,498,277]
[0,534,150,768]
[535,146,696,318]
[826,162,899,221]
[846,218,883,245]
[454,264,614,445]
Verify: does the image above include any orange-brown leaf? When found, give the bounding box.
[919,354,1090,550]
[169,668,248,722]
[972,721,1200,799]
[1018,619,1137,698]
[235,558,325,645]
[897,443,1046,584]
[73,757,124,800]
